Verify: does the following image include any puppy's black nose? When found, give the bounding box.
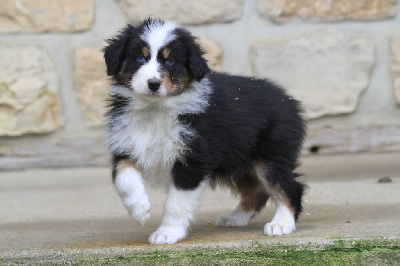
[147,78,161,92]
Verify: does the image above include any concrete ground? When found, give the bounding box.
[0,153,399,263]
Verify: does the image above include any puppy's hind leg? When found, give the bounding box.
[261,163,305,236]
[264,198,297,236]
[113,156,150,225]
[216,172,268,227]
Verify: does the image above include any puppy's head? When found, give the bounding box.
[103,19,210,98]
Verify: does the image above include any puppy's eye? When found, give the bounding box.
[165,57,175,66]
[137,56,146,64]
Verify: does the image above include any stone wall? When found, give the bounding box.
[0,0,399,170]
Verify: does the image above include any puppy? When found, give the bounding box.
[103,19,306,245]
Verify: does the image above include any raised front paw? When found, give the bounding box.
[123,196,151,225]
[264,219,296,236]
[148,226,186,245]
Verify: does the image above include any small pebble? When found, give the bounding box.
[346,221,351,223]
[378,176,392,183]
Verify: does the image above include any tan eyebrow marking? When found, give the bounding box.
[142,46,150,58]
[162,48,171,59]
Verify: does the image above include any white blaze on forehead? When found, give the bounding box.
[141,21,177,57]
[131,21,178,95]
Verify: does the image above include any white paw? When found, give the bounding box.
[148,226,186,245]
[216,214,251,227]
[264,220,296,236]
[123,196,150,225]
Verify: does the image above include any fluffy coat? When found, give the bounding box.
[103,19,306,245]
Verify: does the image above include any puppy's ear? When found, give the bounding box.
[188,39,210,81]
[175,28,210,81]
[103,25,132,76]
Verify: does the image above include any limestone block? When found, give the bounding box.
[0,0,94,33]
[198,37,222,71]
[0,138,109,170]
[391,38,400,104]
[303,125,400,155]
[74,47,109,127]
[251,32,375,119]
[117,0,243,25]
[0,46,62,136]
[258,0,397,23]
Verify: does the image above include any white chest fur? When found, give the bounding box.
[109,105,191,187]
[107,79,211,189]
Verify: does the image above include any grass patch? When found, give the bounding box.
[98,245,399,265]
[2,239,399,265]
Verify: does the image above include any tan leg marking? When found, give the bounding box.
[253,161,294,215]
[116,159,140,175]
[235,177,268,212]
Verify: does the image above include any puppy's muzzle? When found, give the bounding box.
[148,78,161,92]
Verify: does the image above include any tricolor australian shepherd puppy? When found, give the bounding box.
[103,19,306,245]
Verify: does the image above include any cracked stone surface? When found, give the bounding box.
[391,38,400,104]
[74,47,109,127]
[0,46,62,136]
[251,32,375,119]
[257,0,397,23]
[117,0,243,25]
[0,0,94,33]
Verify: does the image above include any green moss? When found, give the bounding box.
[2,239,399,265]
[79,247,399,266]
[73,239,400,265]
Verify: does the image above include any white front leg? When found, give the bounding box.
[148,180,208,244]
[114,167,151,225]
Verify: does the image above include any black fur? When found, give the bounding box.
[172,28,210,81]
[174,72,306,219]
[104,19,306,223]
[111,153,130,182]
